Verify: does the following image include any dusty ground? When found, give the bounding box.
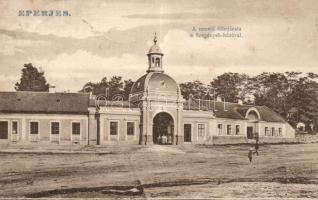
[0,143,318,198]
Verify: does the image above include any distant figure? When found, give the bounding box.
[162,135,167,144]
[248,148,253,164]
[309,122,314,134]
[255,142,259,156]
[157,135,162,144]
[167,135,172,144]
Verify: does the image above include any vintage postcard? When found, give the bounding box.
[0,0,317,199]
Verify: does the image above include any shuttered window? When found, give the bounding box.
[51,122,60,135]
[30,122,39,134]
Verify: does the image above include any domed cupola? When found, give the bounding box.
[129,34,184,103]
[147,33,164,73]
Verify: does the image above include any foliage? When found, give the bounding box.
[178,72,318,128]
[209,72,250,102]
[179,80,207,99]
[80,76,134,100]
[15,63,49,92]
[81,71,318,129]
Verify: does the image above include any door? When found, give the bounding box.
[153,112,174,145]
[247,126,253,139]
[0,121,8,139]
[184,124,192,142]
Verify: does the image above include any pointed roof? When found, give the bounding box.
[148,33,163,55]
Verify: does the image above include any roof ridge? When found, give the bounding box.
[261,105,287,122]
[0,91,89,95]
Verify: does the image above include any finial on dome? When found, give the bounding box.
[153,32,157,44]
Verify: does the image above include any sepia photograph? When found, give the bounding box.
[0,0,317,199]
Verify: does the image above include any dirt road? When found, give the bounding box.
[0,144,317,198]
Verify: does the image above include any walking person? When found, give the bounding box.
[255,141,259,156]
[248,148,253,164]
[157,135,162,144]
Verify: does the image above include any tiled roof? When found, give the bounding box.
[0,91,286,122]
[183,99,286,123]
[0,92,90,114]
[255,106,286,123]
[130,73,148,94]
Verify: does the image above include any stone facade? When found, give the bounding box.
[0,36,296,145]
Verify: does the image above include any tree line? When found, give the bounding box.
[179,72,318,128]
[15,63,318,128]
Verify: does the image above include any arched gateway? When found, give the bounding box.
[129,34,184,145]
[153,112,174,145]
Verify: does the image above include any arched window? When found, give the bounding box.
[245,108,261,121]
[155,58,160,67]
[247,111,259,120]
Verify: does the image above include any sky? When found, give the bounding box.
[0,0,317,92]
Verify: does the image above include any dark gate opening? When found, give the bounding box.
[153,112,174,145]
[184,124,192,142]
[247,126,254,139]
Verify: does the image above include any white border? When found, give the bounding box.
[226,124,232,135]
[126,121,137,140]
[235,124,240,135]
[217,123,223,135]
[11,120,18,134]
[49,120,61,142]
[197,123,206,140]
[109,120,120,141]
[29,120,40,141]
[278,127,282,137]
[11,120,18,142]
[264,126,270,136]
[271,127,276,136]
[183,123,193,142]
[71,121,81,143]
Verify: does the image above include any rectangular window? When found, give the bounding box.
[278,128,282,136]
[227,125,231,135]
[110,121,118,135]
[12,121,18,134]
[0,121,8,139]
[30,122,39,134]
[72,122,80,135]
[51,122,60,135]
[265,127,269,136]
[235,125,240,135]
[218,124,222,135]
[127,122,135,135]
[198,124,205,137]
[272,127,275,136]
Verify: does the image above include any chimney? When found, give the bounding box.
[223,98,228,111]
[89,92,96,100]
[238,99,243,105]
[49,85,56,93]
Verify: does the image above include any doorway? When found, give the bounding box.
[184,124,192,142]
[153,112,174,145]
[247,126,254,139]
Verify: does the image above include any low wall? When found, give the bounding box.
[258,137,296,144]
[296,133,318,143]
[212,136,248,144]
[211,136,296,145]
